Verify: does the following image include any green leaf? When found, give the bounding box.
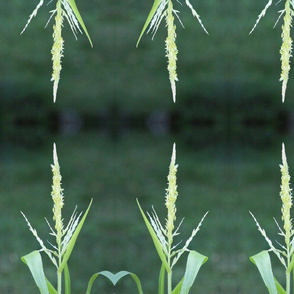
[67,0,93,47]
[137,199,170,273]
[59,199,93,273]
[274,278,286,294]
[171,278,183,294]
[46,279,58,294]
[250,251,278,294]
[85,271,144,294]
[64,263,71,294]
[136,0,161,47]
[287,254,294,273]
[21,251,49,294]
[172,251,207,294]
[180,250,208,294]
[158,263,165,294]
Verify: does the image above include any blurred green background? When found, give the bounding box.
[1,0,294,293]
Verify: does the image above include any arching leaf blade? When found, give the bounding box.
[46,279,58,294]
[158,263,165,294]
[85,271,144,294]
[171,278,183,294]
[274,278,286,294]
[67,0,93,47]
[250,250,278,294]
[137,199,170,273]
[64,263,71,294]
[21,250,49,294]
[59,199,93,273]
[136,0,161,47]
[180,250,207,294]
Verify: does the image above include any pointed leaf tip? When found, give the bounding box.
[136,0,162,47]
[59,199,93,272]
[67,0,93,47]
[136,199,171,273]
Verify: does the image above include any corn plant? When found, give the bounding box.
[21,0,93,103]
[21,144,143,294]
[137,0,208,103]
[250,0,294,102]
[135,143,208,294]
[250,143,294,294]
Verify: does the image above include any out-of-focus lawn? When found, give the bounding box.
[0,129,292,293]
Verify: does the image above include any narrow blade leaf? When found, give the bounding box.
[171,278,184,294]
[158,263,165,294]
[180,250,208,294]
[275,278,286,294]
[64,263,71,294]
[136,0,161,47]
[250,251,278,294]
[85,271,144,294]
[67,0,93,47]
[59,199,93,272]
[21,251,49,294]
[137,199,170,273]
[46,279,58,294]
[288,254,294,273]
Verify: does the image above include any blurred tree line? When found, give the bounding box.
[0,0,291,135]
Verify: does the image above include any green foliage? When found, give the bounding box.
[22,251,50,294]
[137,144,207,294]
[137,199,171,273]
[20,141,209,294]
[137,0,207,102]
[21,144,95,294]
[3,0,289,114]
[22,0,92,102]
[22,199,92,293]
[137,204,207,294]
[250,251,279,294]
[85,271,143,294]
[250,250,287,294]
[12,1,294,293]
[250,144,294,294]
[250,0,294,102]
[2,131,285,293]
[136,0,161,47]
[64,264,71,294]
[66,0,93,47]
[179,251,208,294]
[58,199,92,273]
